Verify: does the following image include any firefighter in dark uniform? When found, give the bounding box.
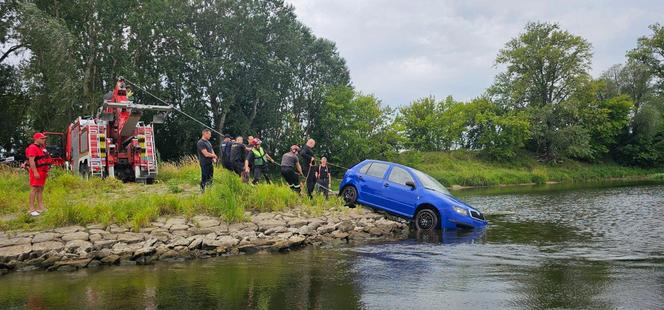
[281,145,303,193]
[299,139,316,198]
[220,134,233,171]
[230,136,247,176]
[245,139,275,184]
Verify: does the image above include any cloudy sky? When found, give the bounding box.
[286,0,664,107]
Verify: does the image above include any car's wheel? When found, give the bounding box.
[414,208,439,231]
[341,186,358,208]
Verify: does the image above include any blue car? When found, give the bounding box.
[339,160,488,231]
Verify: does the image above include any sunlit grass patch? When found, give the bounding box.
[0,159,345,231]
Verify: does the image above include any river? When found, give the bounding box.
[1,183,663,309]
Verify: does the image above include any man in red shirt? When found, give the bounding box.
[26,132,50,216]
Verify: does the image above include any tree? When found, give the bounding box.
[628,23,664,94]
[314,86,400,168]
[490,22,593,108]
[462,98,531,160]
[489,22,594,160]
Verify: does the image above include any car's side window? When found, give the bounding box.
[365,163,389,179]
[388,166,414,186]
[358,162,371,175]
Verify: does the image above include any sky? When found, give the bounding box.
[286,0,664,107]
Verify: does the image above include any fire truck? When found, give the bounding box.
[48,77,171,183]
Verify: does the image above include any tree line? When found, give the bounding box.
[1,1,663,169]
[397,22,664,167]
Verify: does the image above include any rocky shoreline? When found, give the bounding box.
[0,207,410,274]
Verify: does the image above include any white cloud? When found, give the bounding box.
[287,0,664,106]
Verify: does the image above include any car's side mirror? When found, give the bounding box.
[405,181,416,189]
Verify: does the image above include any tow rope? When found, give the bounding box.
[126,77,352,173]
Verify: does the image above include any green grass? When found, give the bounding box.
[0,157,343,231]
[396,150,664,187]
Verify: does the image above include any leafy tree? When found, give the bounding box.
[628,23,664,93]
[314,86,400,168]
[467,99,531,160]
[489,22,593,160]
[490,22,593,108]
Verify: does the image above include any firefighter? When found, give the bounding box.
[220,134,233,171]
[281,145,303,193]
[26,132,51,216]
[299,139,317,198]
[245,139,275,185]
[316,156,332,199]
[196,129,217,193]
[230,136,247,176]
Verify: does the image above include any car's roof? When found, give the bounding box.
[358,159,415,171]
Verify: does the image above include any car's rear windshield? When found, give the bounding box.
[413,169,451,195]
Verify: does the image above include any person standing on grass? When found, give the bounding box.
[220,134,234,172]
[245,139,276,185]
[197,129,217,193]
[26,132,50,216]
[281,145,304,193]
[299,139,316,198]
[316,157,332,199]
[230,136,247,176]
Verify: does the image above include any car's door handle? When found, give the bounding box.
[383,183,389,187]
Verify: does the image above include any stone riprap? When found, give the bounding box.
[0,207,409,274]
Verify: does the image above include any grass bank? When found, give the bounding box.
[0,157,341,232]
[396,151,664,188]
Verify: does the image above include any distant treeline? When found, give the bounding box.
[1,1,663,168]
[397,22,664,167]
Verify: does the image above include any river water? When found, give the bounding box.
[1,183,663,309]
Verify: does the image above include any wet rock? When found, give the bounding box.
[61,232,89,242]
[171,230,192,238]
[111,242,132,255]
[133,246,156,259]
[32,232,60,243]
[337,221,354,233]
[217,236,239,248]
[65,240,93,253]
[0,244,32,260]
[93,240,117,250]
[169,236,190,248]
[297,225,316,236]
[32,241,65,253]
[317,224,336,234]
[87,260,102,268]
[264,226,288,235]
[149,230,172,242]
[331,231,349,239]
[101,254,120,264]
[117,232,145,244]
[53,258,91,271]
[287,219,308,228]
[187,236,203,250]
[0,237,32,247]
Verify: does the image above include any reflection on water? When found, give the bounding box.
[1,184,663,309]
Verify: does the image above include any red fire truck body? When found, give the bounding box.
[51,78,170,183]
